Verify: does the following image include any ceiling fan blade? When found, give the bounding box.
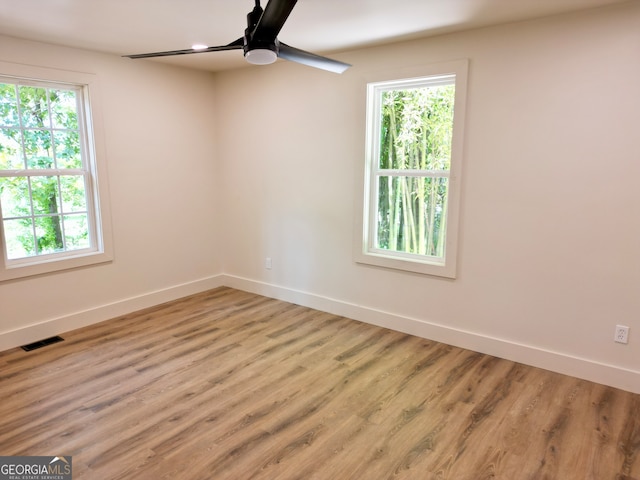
[253,0,298,40]
[124,38,244,59]
[278,43,350,74]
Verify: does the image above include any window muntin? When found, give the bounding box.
[357,61,467,278]
[0,65,112,281]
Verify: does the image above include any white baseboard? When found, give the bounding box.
[4,273,637,394]
[0,275,225,353]
[222,274,640,394]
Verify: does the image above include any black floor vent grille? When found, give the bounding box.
[21,336,64,352]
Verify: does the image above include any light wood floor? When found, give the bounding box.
[0,287,638,479]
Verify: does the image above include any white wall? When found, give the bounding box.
[217,2,640,392]
[0,37,224,347]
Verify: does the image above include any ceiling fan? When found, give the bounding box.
[124,0,351,74]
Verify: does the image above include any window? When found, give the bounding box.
[0,63,112,281]
[355,60,468,278]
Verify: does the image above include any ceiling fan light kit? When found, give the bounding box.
[245,48,278,65]
[124,0,351,74]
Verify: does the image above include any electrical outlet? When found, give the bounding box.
[265,257,272,270]
[614,325,629,344]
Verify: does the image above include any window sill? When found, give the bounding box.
[354,249,457,278]
[0,250,113,282]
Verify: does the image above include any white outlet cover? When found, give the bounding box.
[615,325,629,344]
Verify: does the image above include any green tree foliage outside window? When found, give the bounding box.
[375,84,455,259]
[0,80,90,260]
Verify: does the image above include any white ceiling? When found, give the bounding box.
[0,0,629,72]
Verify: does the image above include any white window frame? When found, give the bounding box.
[0,62,113,281]
[354,60,468,278]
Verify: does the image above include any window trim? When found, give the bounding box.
[0,61,113,281]
[354,60,468,278]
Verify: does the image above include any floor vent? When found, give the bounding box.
[21,336,64,352]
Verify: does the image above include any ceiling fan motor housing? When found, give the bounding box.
[244,2,278,63]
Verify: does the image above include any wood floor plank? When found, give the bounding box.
[0,287,638,479]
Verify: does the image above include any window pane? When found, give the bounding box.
[30,176,60,215]
[379,85,455,171]
[54,130,81,168]
[3,218,36,259]
[23,129,54,169]
[35,215,63,254]
[19,86,50,128]
[49,89,78,130]
[0,84,19,127]
[0,176,31,218]
[63,214,90,250]
[60,175,87,212]
[0,128,24,169]
[376,176,448,258]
